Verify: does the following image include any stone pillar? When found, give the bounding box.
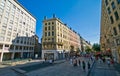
[11,52,15,59]
[0,52,3,62]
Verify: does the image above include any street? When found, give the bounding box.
[0,57,92,76]
[0,57,120,76]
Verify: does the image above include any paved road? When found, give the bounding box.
[25,57,92,76]
[0,57,92,76]
[89,60,120,76]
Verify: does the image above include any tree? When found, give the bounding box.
[92,43,100,52]
[69,45,75,57]
[85,46,92,54]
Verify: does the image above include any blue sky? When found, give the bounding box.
[18,0,101,44]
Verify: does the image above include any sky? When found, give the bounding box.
[18,0,101,44]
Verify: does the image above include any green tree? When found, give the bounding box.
[92,43,100,52]
[85,46,92,54]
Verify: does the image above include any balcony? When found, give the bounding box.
[56,42,63,46]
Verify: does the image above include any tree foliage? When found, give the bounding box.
[85,46,92,53]
[92,43,100,52]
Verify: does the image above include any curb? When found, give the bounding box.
[87,60,95,76]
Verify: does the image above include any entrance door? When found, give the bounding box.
[44,53,54,60]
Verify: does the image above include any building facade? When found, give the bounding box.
[100,0,120,63]
[0,0,36,62]
[34,35,42,58]
[42,15,81,60]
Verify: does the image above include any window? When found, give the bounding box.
[105,0,108,6]
[0,8,3,15]
[15,46,19,50]
[6,37,10,42]
[14,27,17,31]
[1,29,6,35]
[52,26,54,30]
[5,12,9,17]
[114,11,119,21]
[45,32,47,36]
[7,0,11,7]
[48,22,50,25]
[52,31,54,36]
[116,39,120,45]
[4,17,8,24]
[7,31,11,36]
[110,16,114,24]
[118,24,120,31]
[107,7,111,14]
[19,46,22,50]
[13,33,16,37]
[45,23,47,25]
[113,27,117,35]
[2,24,7,28]
[45,27,47,31]
[0,36,4,41]
[111,2,116,10]
[0,2,5,9]
[8,25,12,30]
[48,26,50,30]
[52,22,54,24]
[117,0,120,4]
[6,6,10,11]
[1,0,6,3]
[48,32,50,36]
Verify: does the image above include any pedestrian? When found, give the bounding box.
[70,58,73,65]
[82,61,86,71]
[73,59,77,66]
[78,59,81,66]
[87,61,90,69]
[107,59,110,67]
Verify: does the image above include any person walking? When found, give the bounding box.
[82,61,86,71]
[73,59,77,66]
[107,59,110,67]
[78,59,81,66]
[87,61,90,70]
[70,58,73,65]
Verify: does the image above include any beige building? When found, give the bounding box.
[100,0,120,63]
[42,15,81,60]
[0,0,36,62]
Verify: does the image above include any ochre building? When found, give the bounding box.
[42,15,81,60]
[100,0,120,63]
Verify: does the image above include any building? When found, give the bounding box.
[0,0,36,62]
[80,36,92,54]
[100,0,120,63]
[42,15,81,60]
[34,35,42,58]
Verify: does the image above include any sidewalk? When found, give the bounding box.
[114,62,120,74]
[0,59,45,68]
[89,60,120,76]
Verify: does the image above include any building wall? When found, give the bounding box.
[100,0,120,63]
[42,16,81,60]
[0,0,36,61]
